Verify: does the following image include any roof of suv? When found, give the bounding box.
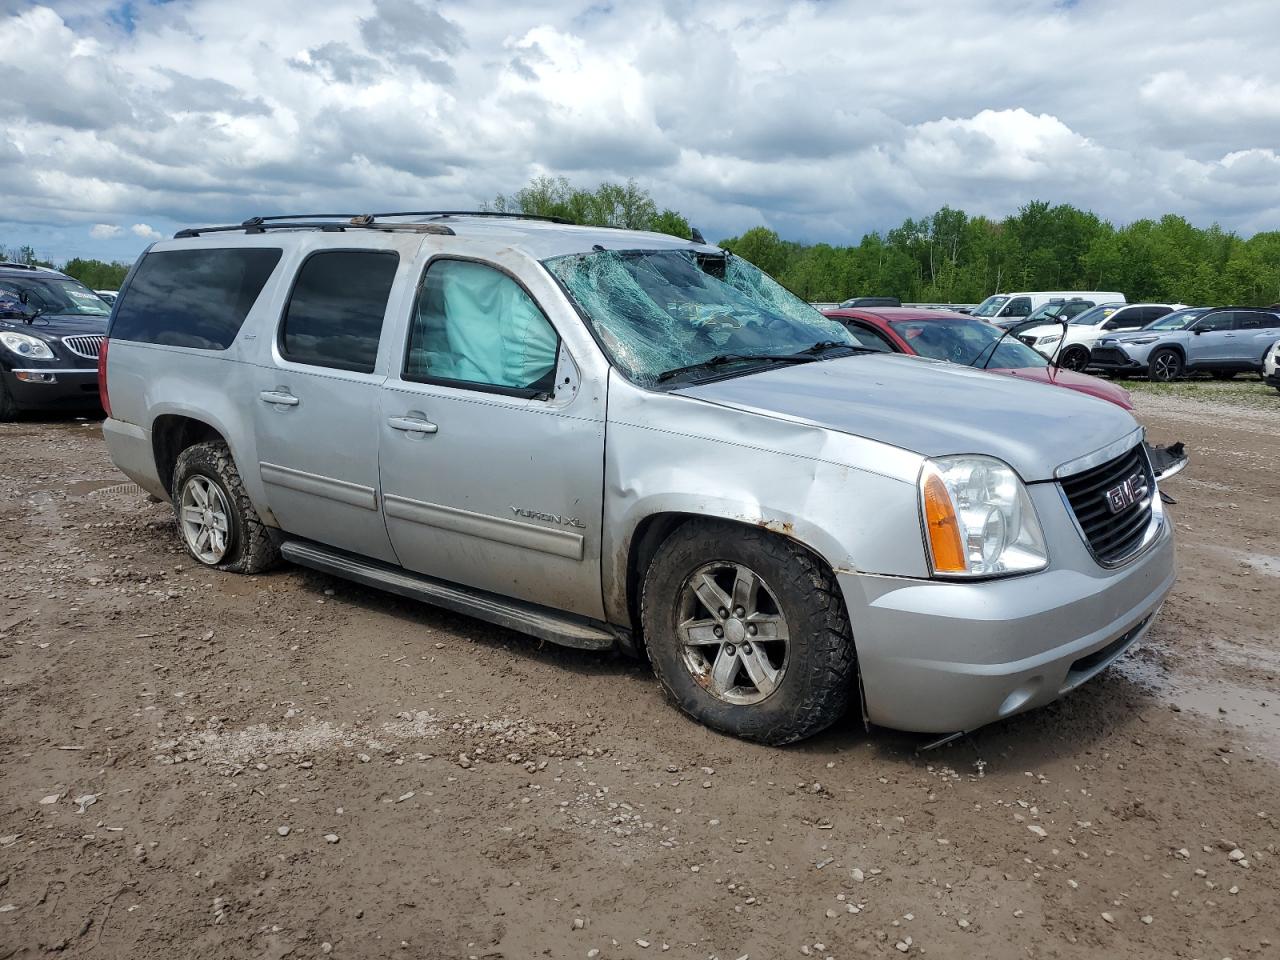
[166,213,716,261]
[0,262,70,279]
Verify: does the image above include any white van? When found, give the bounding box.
[970,291,1126,326]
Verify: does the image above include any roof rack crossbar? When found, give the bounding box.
[229,210,572,225]
[173,220,458,239]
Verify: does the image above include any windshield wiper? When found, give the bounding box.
[656,353,817,383]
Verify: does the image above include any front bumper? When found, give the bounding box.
[839,495,1175,734]
[1087,345,1146,372]
[2,366,101,410]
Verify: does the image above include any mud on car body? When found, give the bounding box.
[0,262,110,420]
[99,213,1175,744]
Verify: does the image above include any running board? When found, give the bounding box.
[280,540,618,651]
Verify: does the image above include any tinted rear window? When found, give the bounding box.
[278,250,399,373]
[110,248,282,349]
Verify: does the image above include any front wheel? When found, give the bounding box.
[1148,348,1183,382]
[641,520,856,745]
[172,441,279,574]
[1058,346,1090,372]
[0,376,17,422]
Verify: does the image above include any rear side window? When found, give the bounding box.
[279,250,399,373]
[111,248,282,349]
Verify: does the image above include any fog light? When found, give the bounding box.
[14,371,57,383]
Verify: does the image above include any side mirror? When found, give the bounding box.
[1191,328,1203,335]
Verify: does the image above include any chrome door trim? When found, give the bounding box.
[383,494,585,561]
[260,461,378,510]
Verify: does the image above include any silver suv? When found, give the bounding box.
[100,213,1175,744]
[1091,307,1280,381]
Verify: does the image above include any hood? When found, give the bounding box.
[674,353,1140,482]
[0,314,108,337]
[990,365,1134,410]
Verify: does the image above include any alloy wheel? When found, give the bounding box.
[179,475,231,564]
[676,561,790,705]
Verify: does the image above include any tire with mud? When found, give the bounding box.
[641,520,856,745]
[172,441,278,574]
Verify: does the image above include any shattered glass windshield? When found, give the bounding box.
[544,250,855,385]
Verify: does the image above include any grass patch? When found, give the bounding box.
[1120,375,1279,409]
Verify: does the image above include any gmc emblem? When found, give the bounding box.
[1105,471,1149,514]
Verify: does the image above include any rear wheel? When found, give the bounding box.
[641,520,856,745]
[1148,348,1183,382]
[172,441,278,574]
[1059,346,1090,371]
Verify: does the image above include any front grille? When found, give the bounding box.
[1090,347,1129,366]
[1060,444,1154,565]
[62,334,105,360]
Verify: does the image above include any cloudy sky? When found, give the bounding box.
[2,0,1278,264]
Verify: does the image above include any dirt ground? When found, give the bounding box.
[1,382,1278,960]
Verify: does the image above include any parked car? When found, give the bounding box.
[824,307,1188,480]
[100,212,1174,744]
[1017,297,1098,325]
[1018,302,1182,370]
[838,296,901,308]
[0,261,110,420]
[972,290,1126,325]
[823,307,1135,408]
[1090,307,1280,381]
[1263,339,1280,392]
[95,290,119,305]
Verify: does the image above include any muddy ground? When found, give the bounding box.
[1,382,1278,960]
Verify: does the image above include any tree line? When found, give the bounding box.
[8,185,1279,307]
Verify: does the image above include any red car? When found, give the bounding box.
[823,307,1134,410]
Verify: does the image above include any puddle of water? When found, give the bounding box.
[64,479,122,497]
[1119,659,1280,763]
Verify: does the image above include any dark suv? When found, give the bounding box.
[0,262,110,420]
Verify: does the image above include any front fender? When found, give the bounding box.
[601,376,929,626]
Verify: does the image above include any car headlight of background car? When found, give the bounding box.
[919,455,1048,578]
[0,331,56,360]
[1126,336,1159,345]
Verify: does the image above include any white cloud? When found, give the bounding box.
[131,223,163,240]
[3,0,1279,263]
[89,223,122,239]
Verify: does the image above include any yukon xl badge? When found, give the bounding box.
[511,507,587,529]
[1104,471,1149,514]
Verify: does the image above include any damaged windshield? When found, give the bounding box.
[544,249,856,385]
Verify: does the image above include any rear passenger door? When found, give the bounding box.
[377,256,607,619]
[1236,311,1280,365]
[252,247,402,562]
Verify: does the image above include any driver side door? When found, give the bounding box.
[377,256,607,620]
[1187,311,1238,364]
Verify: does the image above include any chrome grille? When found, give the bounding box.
[1060,444,1155,566]
[62,334,105,360]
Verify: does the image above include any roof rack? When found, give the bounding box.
[0,261,41,271]
[173,210,574,239]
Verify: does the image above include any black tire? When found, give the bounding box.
[172,441,278,574]
[1210,371,1235,381]
[640,520,856,745]
[1059,346,1090,372]
[1147,348,1183,382]
[0,375,17,422]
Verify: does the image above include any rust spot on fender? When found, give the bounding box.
[756,518,794,535]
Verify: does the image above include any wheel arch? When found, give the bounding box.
[151,414,228,497]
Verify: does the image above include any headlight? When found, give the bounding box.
[0,331,56,360]
[1038,334,1061,346]
[1128,337,1159,345]
[919,456,1048,578]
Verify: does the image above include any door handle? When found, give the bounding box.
[387,416,439,434]
[260,390,299,406]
